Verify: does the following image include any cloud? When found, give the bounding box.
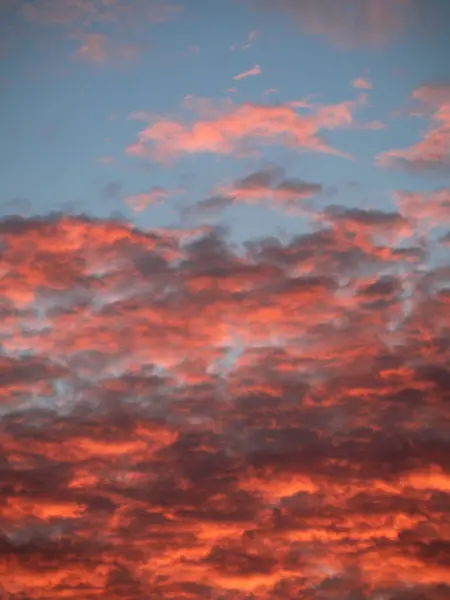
[185,167,323,218]
[377,83,450,171]
[71,32,140,64]
[395,188,450,230]
[250,0,416,47]
[233,64,262,80]
[352,77,373,90]
[124,186,169,212]
[264,88,279,95]
[0,208,449,598]
[19,0,100,25]
[244,29,259,48]
[230,30,259,51]
[125,94,373,163]
[184,44,200,57]
[273,178,323,204]
[19,0,181,26]
[321,204,411,236]
[219,167,323,210]
[439,231,450,246]
[96,155,115,164]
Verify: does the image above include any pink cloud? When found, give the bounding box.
[124,187,175,212]
[207,166,323,213]
[263,88,279,96]
[377,83,450,171]
[231,30,259,51]
[233,64,262,81]
[352,77,373,90]
[71,33,140,64]
[125,186,186,212]
[252,0,414,47]
[125,95,372,163]
[413,83,450,106]
[243,29,259,49]
[19,0,181,26]
[20,0,98,25]
[395,188,450,230]
[72,33,109,63]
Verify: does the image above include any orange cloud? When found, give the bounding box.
[377,83,450,171]
[1,210,449,599]
[233,64,262,80]
[125,95,372,162]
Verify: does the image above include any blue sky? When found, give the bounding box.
[1,0,449,243]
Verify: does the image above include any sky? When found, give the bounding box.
[1,0,450,598]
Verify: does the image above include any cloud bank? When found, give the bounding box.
[0,203,449,598]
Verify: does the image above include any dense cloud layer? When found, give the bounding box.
[0,201,449,599]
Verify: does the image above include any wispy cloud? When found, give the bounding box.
[231,30,260,51]
[377,83,450,171]
[251,0,417,47]
[233,63,262,80]
[70,32,140,64]
[352,76,373,90]
[19,0,182,26]
[124,186,185,212]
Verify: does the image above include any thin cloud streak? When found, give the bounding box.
[233,64,262,80]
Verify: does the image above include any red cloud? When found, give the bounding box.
[377,83,450,171]
[1,209,449,599]
[125,95,374,163]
